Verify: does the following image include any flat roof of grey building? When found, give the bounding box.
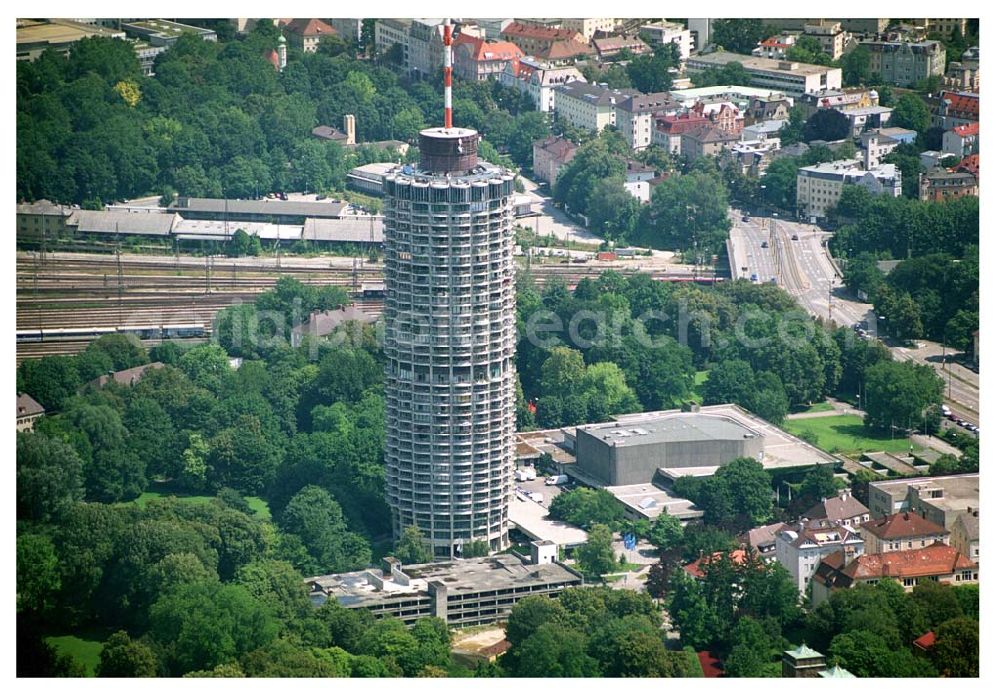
[579,412,759,447]
[606,482,704,521]
[613,404,838,473]
[302,217,384,243]
[869,473,979,507]
[307,555,582,608]
[688,51,840,77]
[170,196,347,218]
[71,209,178,236]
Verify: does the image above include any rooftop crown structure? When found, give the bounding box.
[383,19,517,558]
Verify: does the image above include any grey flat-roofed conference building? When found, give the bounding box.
[169,197,348,224]
[576,412,765,486]
[306,554,582,626]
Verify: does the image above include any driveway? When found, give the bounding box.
[518,176,603,246]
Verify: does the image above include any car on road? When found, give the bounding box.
[948,413,959,422]
[742,215,750,222]
[750,273,758,282]
[791,234,799,240]
[761,240,769,248]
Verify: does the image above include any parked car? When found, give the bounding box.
[528,492,544,503]
[742,215,751,222]
[545,475,569,486]
[761,240,769,248]
[791,234,799,240]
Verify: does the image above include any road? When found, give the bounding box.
[730,210,978,423]
[518,177,603,246]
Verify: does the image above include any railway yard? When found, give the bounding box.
[16,251,719,363]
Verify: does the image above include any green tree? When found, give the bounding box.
[394,525,432,564]
[863,360,943,432]
[548,487,624,530]
[278,485,371,574]
[149,581,279,676]
[504,595,569,646]
[931,617,978,677]
[510,623,600,677]
[838,45,872,86]
[96,631,158,677]
[16,431,85,522]
[804,109,850,142]
[17,533,61,615]
[576,523,617,577]
[626,43,678,93]
[647,512,683,551]
[636,171,731,253]
[711,20,771,54]
[889,93,931,133]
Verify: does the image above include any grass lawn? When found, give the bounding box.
[131,481,272,521]
[45,629,113,676]
[796,401,835,414]
[783,414,914,455]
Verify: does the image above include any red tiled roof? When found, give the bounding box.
[698,651,725,678]
[841,542,977,581]
[284,18,337,38]
[502,22,582,42]
[539,39,594,60]
[655,113,710,134]
[952,122,979,137]
[263,49,279,69]
[860,512,947,540]
[957,154,979,177]
[940,91,979,118]
[682,549,748,579]
[913,631,936,651]
[466,39,524,63]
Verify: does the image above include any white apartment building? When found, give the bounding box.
[797,159,901,219]
[407,19,445,78]
[553,82,636,131]
[614,92,677,151]
[560,18,619,41]
[776,519,865,596]
[639,22,694,60]
[685,51,842,96]
[687,18,714,52]
[499,57,584,112]
[802,22,846,60]
[861,131,899,168]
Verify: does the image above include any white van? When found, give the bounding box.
[545,475,568,486]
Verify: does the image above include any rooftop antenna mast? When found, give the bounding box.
[443,18,453,129]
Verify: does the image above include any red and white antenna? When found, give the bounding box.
[443,18,453,129]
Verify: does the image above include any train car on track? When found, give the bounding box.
[17,324,207,343]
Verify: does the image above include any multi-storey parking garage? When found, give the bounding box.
[383,127,517,558]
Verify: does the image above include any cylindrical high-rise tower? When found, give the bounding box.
[383,124,517,558]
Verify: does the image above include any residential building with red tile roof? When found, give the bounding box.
[859,511,949,554]
[682,548,749,579]
[653,112,710,155]
[592,35,650,63]
[499,57,584,112]
[453,38,523,81]
[957,153,979,178]
[942,122,979,158]
[283,18,336,53]
[919,168,979,202]
[811,542,978,605]
[937,90,979,129]
[537,39,594,64]
[501,22,584,55]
